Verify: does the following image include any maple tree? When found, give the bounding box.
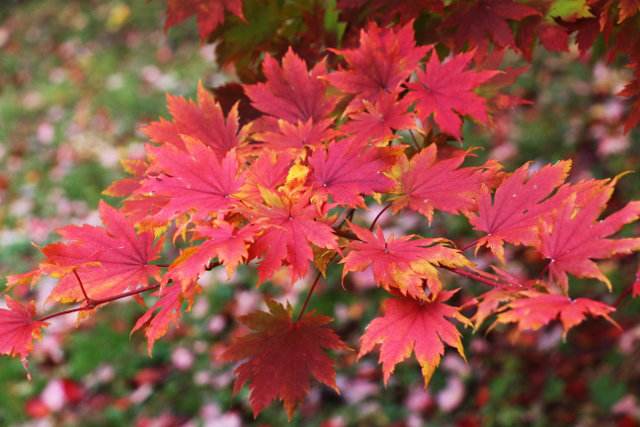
[3,0,640,421]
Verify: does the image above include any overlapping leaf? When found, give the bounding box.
[308,137,395,207]
[132,281,200,354]
[406,51,500,139]
[244,48,336,125]
[248,191,337,283]
[165,0,244,40]
[392,144,500,222]
[221,299,347,419]
[538,187,640,291]
[0,297,47,360]
[43,202,162,302]
[143,82,243,160]
[467,160,571,261]
[444,0,540,50]
[496,291,617,335]
[359,291,469,386]
[139,141,244,223]
[341,223,469,299]
[325,21,429,106]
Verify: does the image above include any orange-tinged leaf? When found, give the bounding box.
[142,82,243,159]
[169,222,257,280]
[0,297,47,359]
[132,281,200,354]
[220,299,347,419]
[393,144,500,222]
[248,192,338,283]
[496,291,617,335]
[467,160,571,261]
[139,141,244,223]
[43,202,162,302]
[342,94,415,143]
[359,291,469,386]
[538,190,640,292]
[341,223,470,300]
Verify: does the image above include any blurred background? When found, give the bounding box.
[1,0,640,426]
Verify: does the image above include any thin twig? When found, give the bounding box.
[370,203,391,231]
[443,267,506,288]
[296,270,325,322]
[72,269,95,307]
[37,284,160,322]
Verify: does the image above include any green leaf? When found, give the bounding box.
[548,0,594,18]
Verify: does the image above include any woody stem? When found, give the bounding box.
[37,284,160,322]
[73,269,95,306]
[369,203,391,231]
[296,270,324,322]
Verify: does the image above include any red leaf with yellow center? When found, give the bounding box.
[496,291,617,335]
[341,223,469,300]
[359,291,469,386]
[43,202,162,302]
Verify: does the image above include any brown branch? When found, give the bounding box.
[443,266,507,288]
[37,284,161,322]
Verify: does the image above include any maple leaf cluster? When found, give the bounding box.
[163,0,640,133]
[3,16,640,420]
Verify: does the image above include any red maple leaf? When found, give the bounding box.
[165,0,244,40]
[538,189,640,291]
[220,299,347,419]
[169,222,257,281]
[248,191,338,283]
[467,160,571,262]
[0,297,47,359]
[308,138,395,207]
[139,141,244,223]
[496,291,617,335]
[142,83,243,160]
[406,51,500,139]
[341,94,415,143]
[244,48,336,125]
[325,21,430,106]
[341,223,469,299]
[253,118,334,152]
[359,291,469,386]
[242,152,293,203]
[633,265,640,297]
[393,144,500,222]
[132,281,200,354]
[444,0,540,51]
[43,202,162,302]
[103,158,149,198]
